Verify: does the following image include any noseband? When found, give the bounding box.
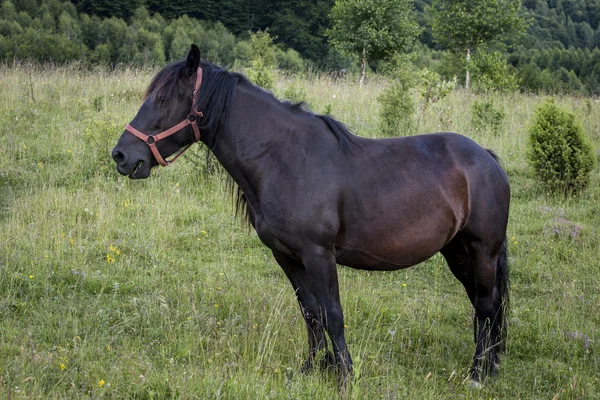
[124,67,204,166]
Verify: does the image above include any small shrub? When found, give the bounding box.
[418,68,456,109]
[527,99,597,195]
[245,30,277,91]
[247,57,276,91]
[471,100,505,135]
[282,79,307,103]
[378,69,416,137]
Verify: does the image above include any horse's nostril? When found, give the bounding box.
[112,149,125,163]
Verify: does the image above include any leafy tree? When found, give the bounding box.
[327,0,420,85]
[429,0,526,88]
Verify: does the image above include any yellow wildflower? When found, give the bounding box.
[98,380,105,387]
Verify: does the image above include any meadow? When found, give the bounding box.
[0,64,599,399]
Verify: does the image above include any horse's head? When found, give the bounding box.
[112,45,203,178]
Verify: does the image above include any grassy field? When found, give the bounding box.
[0,64,599,399]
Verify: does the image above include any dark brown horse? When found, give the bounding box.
[112,45,510,384]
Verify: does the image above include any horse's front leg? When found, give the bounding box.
[272,251,335,372]
[300,247,352,382]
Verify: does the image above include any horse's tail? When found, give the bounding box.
[486,149,501,164]
[496,237,510,353]
[485,148,509,351]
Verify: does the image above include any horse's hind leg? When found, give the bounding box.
[271,251,335,372]
[442,234,508,382]
[467,240,507,382]
[441,235,477,341]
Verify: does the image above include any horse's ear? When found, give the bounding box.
[185,44,201,75]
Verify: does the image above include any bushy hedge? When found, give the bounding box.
[527,99,597,195]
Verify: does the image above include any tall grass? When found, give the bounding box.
[1,64,599,398]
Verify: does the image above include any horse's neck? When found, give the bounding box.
[209,84,296,204]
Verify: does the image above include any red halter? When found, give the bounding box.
[124,67,204,166]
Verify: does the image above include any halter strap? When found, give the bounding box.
[124,67,204,166]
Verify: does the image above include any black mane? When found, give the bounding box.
[145,60,359,153]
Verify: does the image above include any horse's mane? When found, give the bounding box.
[145,60,359,153]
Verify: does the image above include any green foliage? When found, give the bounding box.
[247,57,276,90]
[328,0,420,83]
[520,0,600,50]
[378,69,416,136]
[277,48,305,73]
[527,99,597,195]
[418,68,456,108]
[0,0,308,70]
[249,29,278,69]
[471,100,505,135]
[429,0,525,89]
[4,0,600,97]
[512,47,600,95]
[429,0,526,53]
[245,30,278,90]
[282,79,307,103]
[471,51,519,93]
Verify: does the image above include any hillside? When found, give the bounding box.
[2,0,600,93]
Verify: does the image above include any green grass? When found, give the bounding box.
[1,64,599,399]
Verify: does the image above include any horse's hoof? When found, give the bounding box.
[468,379,483,389]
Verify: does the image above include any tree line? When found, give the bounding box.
[0,0,308,71]
[2,0,600,95]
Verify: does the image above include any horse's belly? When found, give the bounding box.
[334,208,458,271]
[335,245,438,271]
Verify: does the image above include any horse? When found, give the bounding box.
[112,45,510,384]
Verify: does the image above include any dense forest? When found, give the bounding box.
[2,0,600,94]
